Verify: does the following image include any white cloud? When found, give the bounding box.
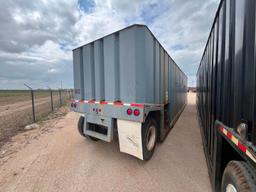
[0,0,219,88]
[27,40,71,63]
[48,68,58,73]
[0,40,70,64]
[148,0,219,86]
[13,14,25,24]
[73,7,125,45]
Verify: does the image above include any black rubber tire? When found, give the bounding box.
[88,135,99,141]
[221,161,256,192]
[78,116,86,137]
[142,118,158,161]
[77,116,99,141]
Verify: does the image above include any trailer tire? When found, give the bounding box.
[78,116,86,137]
[221,161,256,192]
[77,116,99,141]
[88,135,99,141]
[142,118,158,161]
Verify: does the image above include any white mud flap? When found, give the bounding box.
[117,119,143,160]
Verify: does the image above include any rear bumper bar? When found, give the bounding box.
[216,121,256,166]
[67,100,163,123]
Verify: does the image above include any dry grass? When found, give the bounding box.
[0,90,50,106]
[0,90,73,142]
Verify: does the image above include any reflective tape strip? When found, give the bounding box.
[223,128,228,135]
[220,126,256,163]
[238,142,247,153]
[231,136,239,146]
[130,103,144,108]
[68,100,144,108]
[114,102,123,106]
[79,100,88,103]
[246,151,256,163]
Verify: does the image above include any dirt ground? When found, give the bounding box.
[0,93,212,192]
[0,96,59,141]
[0,90,68,106]
[0,90,71,141]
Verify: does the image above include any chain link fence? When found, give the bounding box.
[0,89,73,142]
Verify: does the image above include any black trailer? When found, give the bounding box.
[197,0,256,191]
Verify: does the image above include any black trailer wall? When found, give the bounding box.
[197,0,256,175]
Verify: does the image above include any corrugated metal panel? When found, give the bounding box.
[83,44,95,99]
[119,27,136,102]
[94,40,104,100]
[197,0,256,174]
[73,48,83,99]
[103,34,119,101]
[144,29,155,103]
[73,24,187,113]
[154,41,161,103]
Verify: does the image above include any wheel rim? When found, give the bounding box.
[226,184,237,192]
[146,125,156,151]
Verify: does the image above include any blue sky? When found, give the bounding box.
[78,0,95,12]
[0,0,219,89]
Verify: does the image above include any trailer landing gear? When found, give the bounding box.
[221,161,256,192]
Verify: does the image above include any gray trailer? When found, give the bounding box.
[70,24,187,160]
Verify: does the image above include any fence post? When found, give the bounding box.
[50,89,53,111]
[24,84,35,122]
[71,89,73,99]
[47,86,54,111]
[59,89,62,106]
[31,90,35,122]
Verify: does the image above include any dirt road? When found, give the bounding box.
[0,96,59,142]
[0,93,211,192]
[0,97,58,117]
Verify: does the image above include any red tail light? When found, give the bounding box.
[127,108,132,115]
[134,109,140,116]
